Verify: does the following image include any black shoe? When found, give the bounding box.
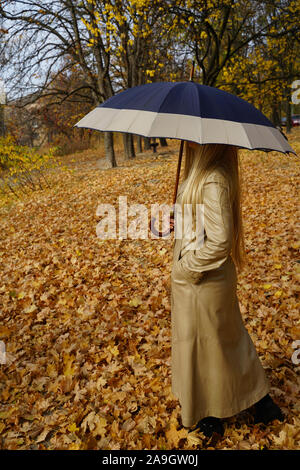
[253,394,284,425]
[189,416,224,438]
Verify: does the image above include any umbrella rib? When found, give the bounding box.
[240,121,253,149]
[95,107,120,132]
[126,109,154,136]
[147,111,168,139]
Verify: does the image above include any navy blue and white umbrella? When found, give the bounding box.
[74,81,296,155]
[74,80,296,237]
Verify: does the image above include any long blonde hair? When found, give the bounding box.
[180,142,246,271]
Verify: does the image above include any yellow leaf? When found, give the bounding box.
[263,284,272,290]
[94,417,107,437]
[274,290,283,298]
[274,264,282,269]
[17,291,26,299]
[129,297,142,307]
[108,345,119,357]
[149,378,161,392]
[63,353,76,376]
[69,443,81,450]
[68,423,79,433]
[187,433,202,446]
[166,420,188,447]
[47,363,56,377]
[151,325,160,336]
[0,326,10,338]
[291,241,300,250]
[24,304,37,313]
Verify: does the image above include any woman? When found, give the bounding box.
[170,141,284,437]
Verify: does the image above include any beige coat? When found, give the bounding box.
[170,167,270,428]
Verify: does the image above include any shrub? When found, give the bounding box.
[0,134,69,200]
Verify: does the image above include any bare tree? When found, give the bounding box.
[0,0,118,166]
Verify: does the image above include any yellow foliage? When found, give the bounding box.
[0,135,67,203]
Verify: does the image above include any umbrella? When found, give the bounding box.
[74,74,296,236]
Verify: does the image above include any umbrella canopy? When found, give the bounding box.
[74,81,296,155]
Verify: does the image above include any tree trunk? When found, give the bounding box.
[103,131,117,167]
[137,136,142,153]
[123,133,135,158]
[143,137,151,150]
[285,88,292,134]
[123,133,129,159]
[128,134,135,158]
[271,104,281,127]
[0,105,5,137]
[159,137,168,147]
[88,131,91,146]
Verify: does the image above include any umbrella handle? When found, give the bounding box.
[150,60,193,238]
[173,140,184,205]
[149,209,175,238]
[149,217,171,238]
[149,139,184,238]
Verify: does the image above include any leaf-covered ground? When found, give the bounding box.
[0,130,299,450]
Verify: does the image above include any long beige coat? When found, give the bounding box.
[170,167,270,428]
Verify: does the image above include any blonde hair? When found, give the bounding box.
[180,141,246,271]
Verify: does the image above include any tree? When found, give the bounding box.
[0,1,117,166]
[164,0,300,88]
[81,0,170,158]
[0,1,177,162]
[217,0,300,126]
[1,0,299,161]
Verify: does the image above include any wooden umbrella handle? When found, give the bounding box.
[171,62,194,207]
[172,139,184,206]
[149,61,194,238]
[149,140,184,238]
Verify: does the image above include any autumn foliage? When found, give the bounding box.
[0,129,299,450]
[0,135,72,202]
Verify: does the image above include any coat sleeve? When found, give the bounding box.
[176,172,233,284]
